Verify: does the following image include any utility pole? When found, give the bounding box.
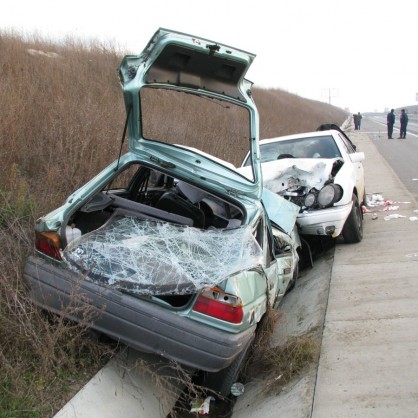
[322,88,338,105]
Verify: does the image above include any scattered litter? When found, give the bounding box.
[412,179,418,181]
[372,213,378,220]
[409,217,418,222]
[361,205,371,213]
[366,193,384,207]
[406,253,418,258]
[384,214,406,221]
[190,396,215,415]
[366,193,410,213]
[381,205,399,211]
[231,382,245,397]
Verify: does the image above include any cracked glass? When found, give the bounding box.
[63,216,263,295]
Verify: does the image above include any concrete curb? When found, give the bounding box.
[312,131,418,417]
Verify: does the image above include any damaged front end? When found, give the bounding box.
[262,158,344,211]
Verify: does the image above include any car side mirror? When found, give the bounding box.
[350,152,365,163]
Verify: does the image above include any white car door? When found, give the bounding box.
[337,133,365,202]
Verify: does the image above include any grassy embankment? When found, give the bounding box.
[0,31,347,417]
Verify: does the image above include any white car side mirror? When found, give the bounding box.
[350,152,365,163]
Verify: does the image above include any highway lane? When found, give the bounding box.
[365,113,418,137]
[356,115,418,201]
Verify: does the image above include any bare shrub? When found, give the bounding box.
[0,218,116,415]
[253,87,347,139]
[0,31,119,417]
[246,319,320,396]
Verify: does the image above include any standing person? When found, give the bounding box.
[356,112,362,130]
[353,113,358,130]
[387,109,395,139]
[399,109,408,138]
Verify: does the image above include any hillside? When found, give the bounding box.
[0,32,347,417]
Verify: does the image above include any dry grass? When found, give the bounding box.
[0,30,346,417]
[241,306,320,395]
[249,333,320,395]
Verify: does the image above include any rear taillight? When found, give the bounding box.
[35,231,62,260]
[192,287,243,324]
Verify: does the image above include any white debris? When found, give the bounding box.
[190,396,215,414]
[381,205,399,211]
[384,214,406,221]
[366,193,384,207]
[409,217,418,222]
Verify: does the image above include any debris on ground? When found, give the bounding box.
[190,396,215,415]
[384,214,406,221]
[364,193,418,222]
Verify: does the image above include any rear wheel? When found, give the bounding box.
[342,194,363,243]
[286,262,299,293]
[200,335,254,398]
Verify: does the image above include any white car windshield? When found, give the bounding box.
[244,135,342,165]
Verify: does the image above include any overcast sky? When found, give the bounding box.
[1,0,417,113]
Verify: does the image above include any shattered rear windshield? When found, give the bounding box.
[63,216,263,295]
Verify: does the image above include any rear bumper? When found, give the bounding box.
[23,255,255,372]
[297,202,353,237]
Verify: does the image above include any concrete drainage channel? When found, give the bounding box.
[232,248,334,418]
[54,246,334,418]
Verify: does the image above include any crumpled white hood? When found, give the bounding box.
[261,158,340,193]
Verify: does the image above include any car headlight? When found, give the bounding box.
[317,184,343,208]
[304,193,316,208]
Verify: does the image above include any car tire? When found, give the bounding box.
[286,262,299,293]
[200,334,254,398]
[361,187,367,207]
[342,194,363,243]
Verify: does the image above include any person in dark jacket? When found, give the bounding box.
[387,109,395,139]
[398,109,408,139]
[356,112,362,130]
[353,113,358,130]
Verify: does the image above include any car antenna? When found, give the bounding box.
[115,105,132,171]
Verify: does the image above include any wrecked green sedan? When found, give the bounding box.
[24,28,301,397]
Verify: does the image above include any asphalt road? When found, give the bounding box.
[360,115,418,201]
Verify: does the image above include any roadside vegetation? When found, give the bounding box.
[244,309,320,396]
[0,30,347,417]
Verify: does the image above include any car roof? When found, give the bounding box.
[260,129,337,145]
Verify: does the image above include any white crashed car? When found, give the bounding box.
[241,125,365,243]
